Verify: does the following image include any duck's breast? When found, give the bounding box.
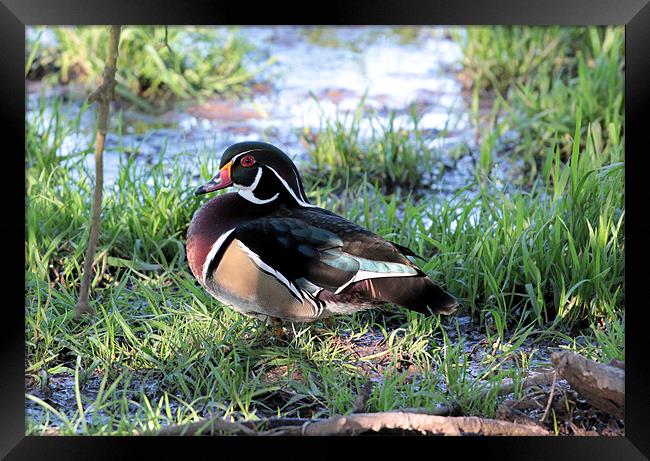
[203,238,318,321]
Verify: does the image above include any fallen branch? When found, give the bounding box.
[153,412,549,436]
[155,415,256,436]
[75,25,122,320]
[225,404,461,431]
[387,403,462,417]
[551,351,624,419]
[291,412,549,436]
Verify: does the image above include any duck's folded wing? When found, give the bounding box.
[233,217,420,298]
[285,206,423,263]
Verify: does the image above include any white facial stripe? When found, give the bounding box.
[228,149,264,165]
[334,269,417,295]
[266,166,315,208]
[227,152,310,207]
[202,228,236,282]
[236,241,303,302]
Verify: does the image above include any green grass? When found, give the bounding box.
[25,87,624,434]
[26,26,275,108]
[298,26,426,51]
[456,26,583,94]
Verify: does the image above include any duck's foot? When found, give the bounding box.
[321,317,334,329]
[312,316,336,335]
[269,317,287,341]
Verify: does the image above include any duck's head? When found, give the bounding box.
[195,141,311,207]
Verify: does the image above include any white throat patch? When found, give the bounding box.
[238,190,280,204]
[234,167,280,204]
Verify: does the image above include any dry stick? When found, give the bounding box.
[479,370,556,400]
[540,370,558,423]
[75,25,122,320]
[291,412,550,436]
[351,381,374,413]
[239,404,462,431]
[162,25,175,56]
[234,407,460,431]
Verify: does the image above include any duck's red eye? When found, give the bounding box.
[240,155,256,167]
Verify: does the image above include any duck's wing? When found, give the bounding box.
[233,214,421,299]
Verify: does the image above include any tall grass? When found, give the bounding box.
[456,26,582,93]
[302,95,443,193]
[442,26,625,327]
[455,26,624,166]
[311,126,623,328]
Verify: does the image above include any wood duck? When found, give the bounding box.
[186,141,459,328]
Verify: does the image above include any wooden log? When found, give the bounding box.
[551,351,624,419]
[271,412,550,436]
[154,412,549,436]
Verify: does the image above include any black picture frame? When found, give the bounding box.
[6,0,649,459]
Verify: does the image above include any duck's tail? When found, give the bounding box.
[368,276,459,315]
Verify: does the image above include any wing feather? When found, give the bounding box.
[234,215,419,297]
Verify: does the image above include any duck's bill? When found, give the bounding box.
[194,161,233,196]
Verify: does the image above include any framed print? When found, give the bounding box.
[5,0,649,458]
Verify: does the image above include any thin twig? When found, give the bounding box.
[75,25,122,320]
[540,370,557,423]
[162,25,175,56]
[154,415,255,436]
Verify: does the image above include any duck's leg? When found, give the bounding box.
[269,317,286,340]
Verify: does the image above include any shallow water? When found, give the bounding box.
[27,26,488,192]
